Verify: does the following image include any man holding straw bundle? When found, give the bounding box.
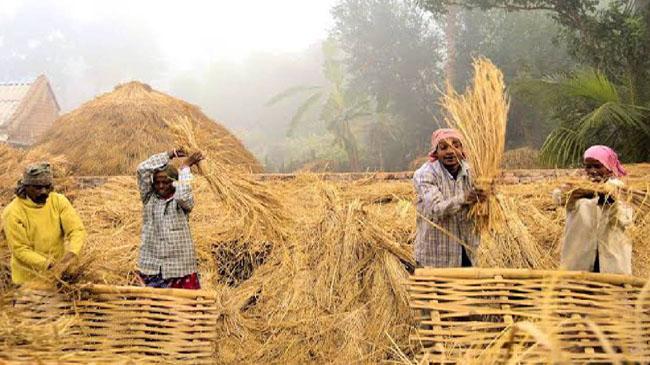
[2,162,86,285]
[413,128,487,268]
[136,148,204,289]
[553,145,633,274]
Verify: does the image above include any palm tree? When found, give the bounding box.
[520,69,650,166]
[267,40,370,171]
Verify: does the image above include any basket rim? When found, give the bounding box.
[411,268,647,287]
[80,283,218,299]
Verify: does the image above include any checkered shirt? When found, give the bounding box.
[137,153,198,278]
[413,160,479,267]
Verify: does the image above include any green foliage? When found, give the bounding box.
[331,0,444,158]
[267,40,372,171]
[451,8,576,147]
[518,69,650,165]
[419,0,650,164]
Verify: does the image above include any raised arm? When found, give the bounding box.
[136,152,173,203]
[174,166,194,212]
[174,151,204,213]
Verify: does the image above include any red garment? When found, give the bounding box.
[138,271,201,290]
[169,272,201,289]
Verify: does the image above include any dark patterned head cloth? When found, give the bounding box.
[15,162,53,197]
[155,164,179,181]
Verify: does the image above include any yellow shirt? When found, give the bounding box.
[2,192,86,284]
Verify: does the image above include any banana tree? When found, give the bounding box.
[267,40,371,171]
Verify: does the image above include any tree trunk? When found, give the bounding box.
[445,5,459,88]
[342,121,360,171]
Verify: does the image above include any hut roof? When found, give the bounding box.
[37,81,261,175]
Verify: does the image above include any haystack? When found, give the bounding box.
[36,81,261,176]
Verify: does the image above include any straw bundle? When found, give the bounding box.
[441,57,508,205]
[556,178,650,217]
[166,116,290,247]
[440,58,550,268]
[36,81,261,176]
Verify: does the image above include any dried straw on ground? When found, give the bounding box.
[440,57,551,269]
[1,167,649,362]
[36,81,261,176]
[160,116,416,363]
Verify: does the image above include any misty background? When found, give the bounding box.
[1,0,647,172]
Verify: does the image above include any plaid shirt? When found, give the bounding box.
[413,160,479,267]
[137,153,198,278]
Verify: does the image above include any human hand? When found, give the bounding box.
[465,188,488,205]
[49,252,77,280]
[168,148,188,159]
[567,188,595,206]
[183,151,204,168]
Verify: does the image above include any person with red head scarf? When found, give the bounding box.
[553,145,633,274]
[413,128,487,268]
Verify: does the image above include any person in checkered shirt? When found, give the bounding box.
[136,148,204,289]
[413,129,487,268]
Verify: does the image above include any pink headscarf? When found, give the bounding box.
[583,145,627,177]
[428,128,465,162]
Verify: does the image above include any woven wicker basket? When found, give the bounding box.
[409,268,650,363]
[1,285,218,364]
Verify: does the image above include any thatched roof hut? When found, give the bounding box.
[36,81,261,176]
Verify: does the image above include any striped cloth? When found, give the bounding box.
[413,160,479,267]
[137,153,198,279]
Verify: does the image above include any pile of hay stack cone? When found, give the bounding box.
[36,81,261,176]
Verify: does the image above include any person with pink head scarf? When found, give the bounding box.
[413,128,487,268]
[553,145,633,274]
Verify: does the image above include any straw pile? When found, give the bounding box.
[162,116,416,363]
[0,166,649,362]
[440,57,551,269]
[35,81,261,176]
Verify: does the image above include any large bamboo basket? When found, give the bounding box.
[408,268,650,363]
[1,285,218,364]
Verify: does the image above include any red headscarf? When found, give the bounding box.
[583,145,627,177]
[428,128,465,162]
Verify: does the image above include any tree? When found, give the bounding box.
[419,0,650,163]
[331,0,445,163]
[518,69,650,165]
[267,40,371,171]
[451,8,576,147]
[418,0,650,100]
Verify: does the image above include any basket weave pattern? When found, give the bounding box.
[409,268,650,363]
[2,285,218,364]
